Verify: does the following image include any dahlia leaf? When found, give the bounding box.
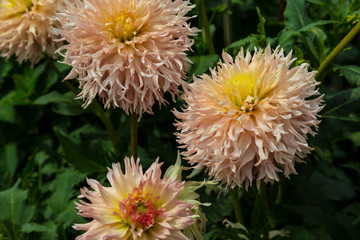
[52,92,90,116]
[188,54,219,79]
[335,65,360,86]
[34,91,70,105]
[21,222,58,239]
[54,129,107,173]
[0,58,12,87]
[0,143,18,181]
[13,63,46,95]
[0,105,18,124]
[0,181,35,232]
[46,169,85,215]
[284,0,311,31]
[323,87,360,121]
[226,36,255,52]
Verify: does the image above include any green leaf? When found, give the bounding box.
[13,63,47,95]
[56,201,85,229]
[0,182,35,232]
[226,36,255,52]
[251,7,267,48]
[0,105,18,124]
[21,222,58,239]
[0,143,18,180]
[202,190,233,224]
[188,54,219,79]
[0,90,31,106]
[52,92,89,116]
[33,91,70,105]
[298,20,333,33]
[284,0,311,31]
[0,58,13,87]
[350,132,360,147]
[55,129,107,173]
[335,65,360,86]
[323,87,360,121]
[46,169,85,216]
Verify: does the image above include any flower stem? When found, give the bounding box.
[223,0,232,46]
[45,55,120,157]
[260,184,269,240]
[316,21,360,80]
[231,188,244,224]
[130,113,138,159]
[0,221,12,240]
[200,0,216,54]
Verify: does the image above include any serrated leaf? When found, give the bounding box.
[46,169,85,215]
[323,87,360,121]
[21,222,58,238]
[55,129,107,173]
[0,105,18,124]
[0,182,34,232]
[226,36,255,52]
[188,54,219,79]
[13,63,47,95]
[335,65,360,86]
[52,92,89,116]
[0,143,18,179]
[56,201,85,228]
[34,91,70,105]
[284,0,311,31]
[0,58,13,87]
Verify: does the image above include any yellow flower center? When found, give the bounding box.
[225,72,262,112]
[1,0,33,13]
[107,11,138,43]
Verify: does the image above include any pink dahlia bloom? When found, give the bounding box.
[74,156,206,240]
[55,0,197,116]
[0,0,62,63]
[174,46,324,189]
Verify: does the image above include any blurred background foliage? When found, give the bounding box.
[1,0,360,239]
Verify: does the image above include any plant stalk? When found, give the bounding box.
[45,55,120,157]
[316,21,360,79]
[0,221,12,240]
[200,0,216,54]
[231,188,244,224]
[260,184,269,240]
[223,0,232,46]
[130,113,138,159]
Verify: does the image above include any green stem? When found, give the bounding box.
[45,55,120,157]
[0,221,12,240]
[231,188,244,224]
[275,182,282,204]
[223,0,232,46]
[200,0,216,54]
[260,184,269,240]
[316,21,360,80]
[130,113,138,159]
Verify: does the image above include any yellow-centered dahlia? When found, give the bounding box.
[55,0,198,116]
[74,156,207,240]
[0,0,62,63]
[174,46,324,189]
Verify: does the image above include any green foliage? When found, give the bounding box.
[0,182,35,239]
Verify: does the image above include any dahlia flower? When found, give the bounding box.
[0,0,62,63]
[74,156,207,239]
[174,46,324,189]
[55,0,197,116]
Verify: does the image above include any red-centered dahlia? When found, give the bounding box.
[174,46,324,189]
[0,0,62,63]
[55,0,198,116]
[74,156,207,239]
